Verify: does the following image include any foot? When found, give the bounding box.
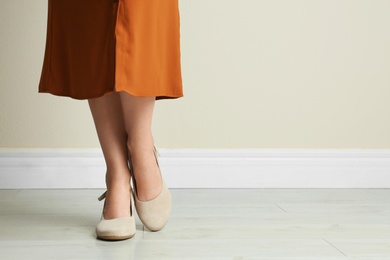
[102,169,132,219]
[128,145,162,202]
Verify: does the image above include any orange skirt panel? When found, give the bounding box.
[38,0,183,100]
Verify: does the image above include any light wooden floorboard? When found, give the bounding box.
[0,189,389,259]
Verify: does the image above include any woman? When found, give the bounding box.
[38,0,183,241]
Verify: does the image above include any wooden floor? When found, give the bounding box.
[0,189,389,259]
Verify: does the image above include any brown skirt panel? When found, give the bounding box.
[38,0,183,100]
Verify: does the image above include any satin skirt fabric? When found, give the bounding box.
[38,0,183,100]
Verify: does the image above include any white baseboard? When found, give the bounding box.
[0,148,390,189]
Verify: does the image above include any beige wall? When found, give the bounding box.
[1,0,389,149]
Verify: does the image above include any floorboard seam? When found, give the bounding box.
[274,203,287,213]
[322,238,348,257]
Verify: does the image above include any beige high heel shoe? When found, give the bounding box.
[129,146,171,232]
[95,189,136,240]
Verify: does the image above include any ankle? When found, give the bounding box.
[105,169,131,189]
[127,135,155,153]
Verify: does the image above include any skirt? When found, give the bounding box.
[38,0,183,100]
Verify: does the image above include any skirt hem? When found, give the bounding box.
[38,89,183,101]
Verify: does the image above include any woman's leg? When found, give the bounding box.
[88,92,131,219]
[119,92,162,202]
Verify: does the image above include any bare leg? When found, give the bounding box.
[88,92,131,219]
[119,92,162,201]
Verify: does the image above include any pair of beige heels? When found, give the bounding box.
[96,147,171,241]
